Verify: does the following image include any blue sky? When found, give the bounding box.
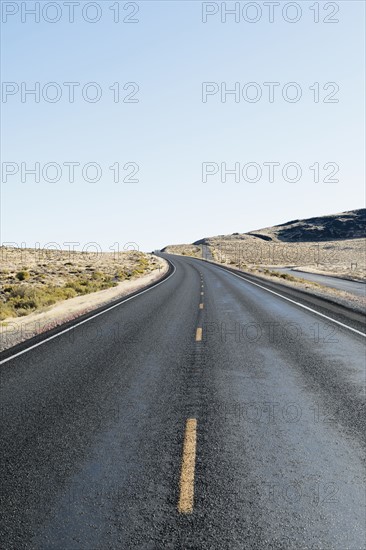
[1,1,365,251]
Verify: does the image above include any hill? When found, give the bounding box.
[162,209,366,280]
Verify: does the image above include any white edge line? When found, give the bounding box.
[203,261,366,338]
[0,260,177,366]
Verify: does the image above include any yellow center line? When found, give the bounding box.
[178,418,197,514]
[199,303,204,309]
[195,327,202,341]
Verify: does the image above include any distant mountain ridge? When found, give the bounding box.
[192,209,365,245]
[162,209,366,281]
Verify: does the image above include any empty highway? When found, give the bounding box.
[1,254,365,549]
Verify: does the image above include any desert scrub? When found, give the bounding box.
[0,274,117,320]
[65,274,116,295]
[0,285,77,319]
[0,304,14,320]
[0,247,156,320]
[266,270,319,286]
[132,262,148,275]
[138,257,150,271]
[268,271,297,281]
[115,270,128,281]
[16,270,30,281]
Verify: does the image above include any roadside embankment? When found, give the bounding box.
[0,256,168,352]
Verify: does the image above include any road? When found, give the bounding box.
[273,267,366,297]
[1,254,365,550]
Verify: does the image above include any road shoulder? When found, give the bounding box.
[196,258,366,315]
[0,257,169,352]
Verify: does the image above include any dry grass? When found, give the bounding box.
[162,244,202,258]
[207,237,366,280]
[0,247,160,320]
[164,237,366,281]
[163,210,366,280]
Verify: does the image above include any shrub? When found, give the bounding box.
[0,284,79,319]
[16,270,30,281]
[0,271,117,320]
[133,268,145,275]
[279,273,297,281]
[0,304,14,321]
[116,271,127,281]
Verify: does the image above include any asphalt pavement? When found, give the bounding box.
[273,267,366,297]
[1,254,365,549]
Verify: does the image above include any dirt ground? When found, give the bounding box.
[0,256,168,352]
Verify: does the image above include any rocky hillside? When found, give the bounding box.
[247,209,366,243]
[189,209,365,245]
[162,209,366,280]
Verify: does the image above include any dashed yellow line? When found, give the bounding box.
[195,327,202,341]
[199,303,204,309]
[178,418,197,514]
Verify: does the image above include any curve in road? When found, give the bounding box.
[1,254,365,549]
